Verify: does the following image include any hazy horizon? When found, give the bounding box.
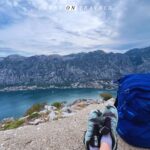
[1,45,149,58]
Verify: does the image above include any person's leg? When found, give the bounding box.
[99,133,112,150]
[99,142,111,150]
[99,117,112,150]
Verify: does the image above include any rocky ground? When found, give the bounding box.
[0,100,149,150]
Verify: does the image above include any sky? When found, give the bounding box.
[0,0,150,56]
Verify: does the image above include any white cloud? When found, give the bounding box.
[0,0,150,56]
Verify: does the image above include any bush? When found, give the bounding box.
[100,93,112,101]
[25,103,45,116]
[51,102,62,109]
[28,112,40,120]
[4,119,24,130]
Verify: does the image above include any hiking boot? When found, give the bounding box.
[83,109,103,150]
[102,105,118,150]
[84,105,118,150]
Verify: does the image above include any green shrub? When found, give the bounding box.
[25,103,45,116]
[4,119,24,130]
[28,112,40,120]
[51,102,62,109]
[100,93,112,101]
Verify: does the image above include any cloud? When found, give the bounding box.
[0,0,150,56]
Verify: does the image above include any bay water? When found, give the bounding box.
[0,88,116,120]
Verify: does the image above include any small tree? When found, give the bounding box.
[100,93,112,101]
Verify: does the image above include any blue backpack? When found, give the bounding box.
[117,74,150,148]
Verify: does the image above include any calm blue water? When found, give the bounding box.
[0,88,116,120]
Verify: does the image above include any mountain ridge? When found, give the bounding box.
[0,46,150,88]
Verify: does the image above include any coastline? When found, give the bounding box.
[0,82,118,92]
[0,98,102,126]
[0,88,117,121]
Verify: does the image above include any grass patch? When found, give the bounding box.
[25,103,45,116]
[3,119,24,130]
[100,93,113,101]
[27,112,40,120]
[51,102,62,109]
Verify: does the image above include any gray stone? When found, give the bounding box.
[48,111,57,120]
[45,105,57,111]
[28,119,44,125]
[61,107,72,113]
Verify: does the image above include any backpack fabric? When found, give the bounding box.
[117,74,150,148]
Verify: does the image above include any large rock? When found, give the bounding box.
[28,119,44,125]
[61,107,72,113]
[44,105,57,111]
[48,111,57,120]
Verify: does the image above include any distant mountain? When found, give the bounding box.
[0,47,150,88]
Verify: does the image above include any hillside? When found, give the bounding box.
[0,47,150,88]
[0,102,148,150]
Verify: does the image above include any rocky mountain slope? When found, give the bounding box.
[0,47,150,88]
